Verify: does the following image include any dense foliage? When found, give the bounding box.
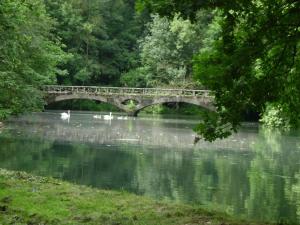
[0,0,147,119]
[1,0,299,141]
[44,0,146,86]
[0,0,67,119]
[139,0,300,141]
[121,13,204,88]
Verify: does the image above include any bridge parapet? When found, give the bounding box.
[43,85,212,98]
[43,85,215,116]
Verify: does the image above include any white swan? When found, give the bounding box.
[103,112,113,120]
[93,115,102,119]
[117,116,128,120]
[61,110,70,120]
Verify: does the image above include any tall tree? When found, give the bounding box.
[121,12,211,88]
[0,0,67,119]
[45,0,146,86]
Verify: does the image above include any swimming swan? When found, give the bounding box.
[93,115,102,119]
[117,116,128,120]
[61,110,70,120]
[103,112,113,120]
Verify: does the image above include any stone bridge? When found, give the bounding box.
[43,85,214,116]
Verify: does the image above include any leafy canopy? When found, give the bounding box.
[0,0,68,119]
[138,0,300,141]
[121,12,211,88]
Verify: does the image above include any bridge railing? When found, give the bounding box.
[43,85,213,98]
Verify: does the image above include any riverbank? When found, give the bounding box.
[0,169,271,225]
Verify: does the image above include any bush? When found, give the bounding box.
[120,68,148,87]
[260,103,291,129]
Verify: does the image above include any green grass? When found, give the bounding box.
[0,169,270,225]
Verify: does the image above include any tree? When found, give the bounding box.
[138,0,300,141]
[121,13,206,88]
[45,0,146,86]
[0,0,68,119]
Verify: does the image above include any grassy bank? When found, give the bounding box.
[0,169,270,225]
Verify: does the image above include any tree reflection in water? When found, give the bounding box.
[1,112,300,224]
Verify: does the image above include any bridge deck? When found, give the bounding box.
[43,85,212,98]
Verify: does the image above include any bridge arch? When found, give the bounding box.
[132,98,214,116]
[51,94,108,103]
[46,94,128,112]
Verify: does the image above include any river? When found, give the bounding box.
[0,111,300,224]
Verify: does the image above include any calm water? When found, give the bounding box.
[1,111,300,224]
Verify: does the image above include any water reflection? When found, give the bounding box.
[5,112,257,150]
[1,112,300,224]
